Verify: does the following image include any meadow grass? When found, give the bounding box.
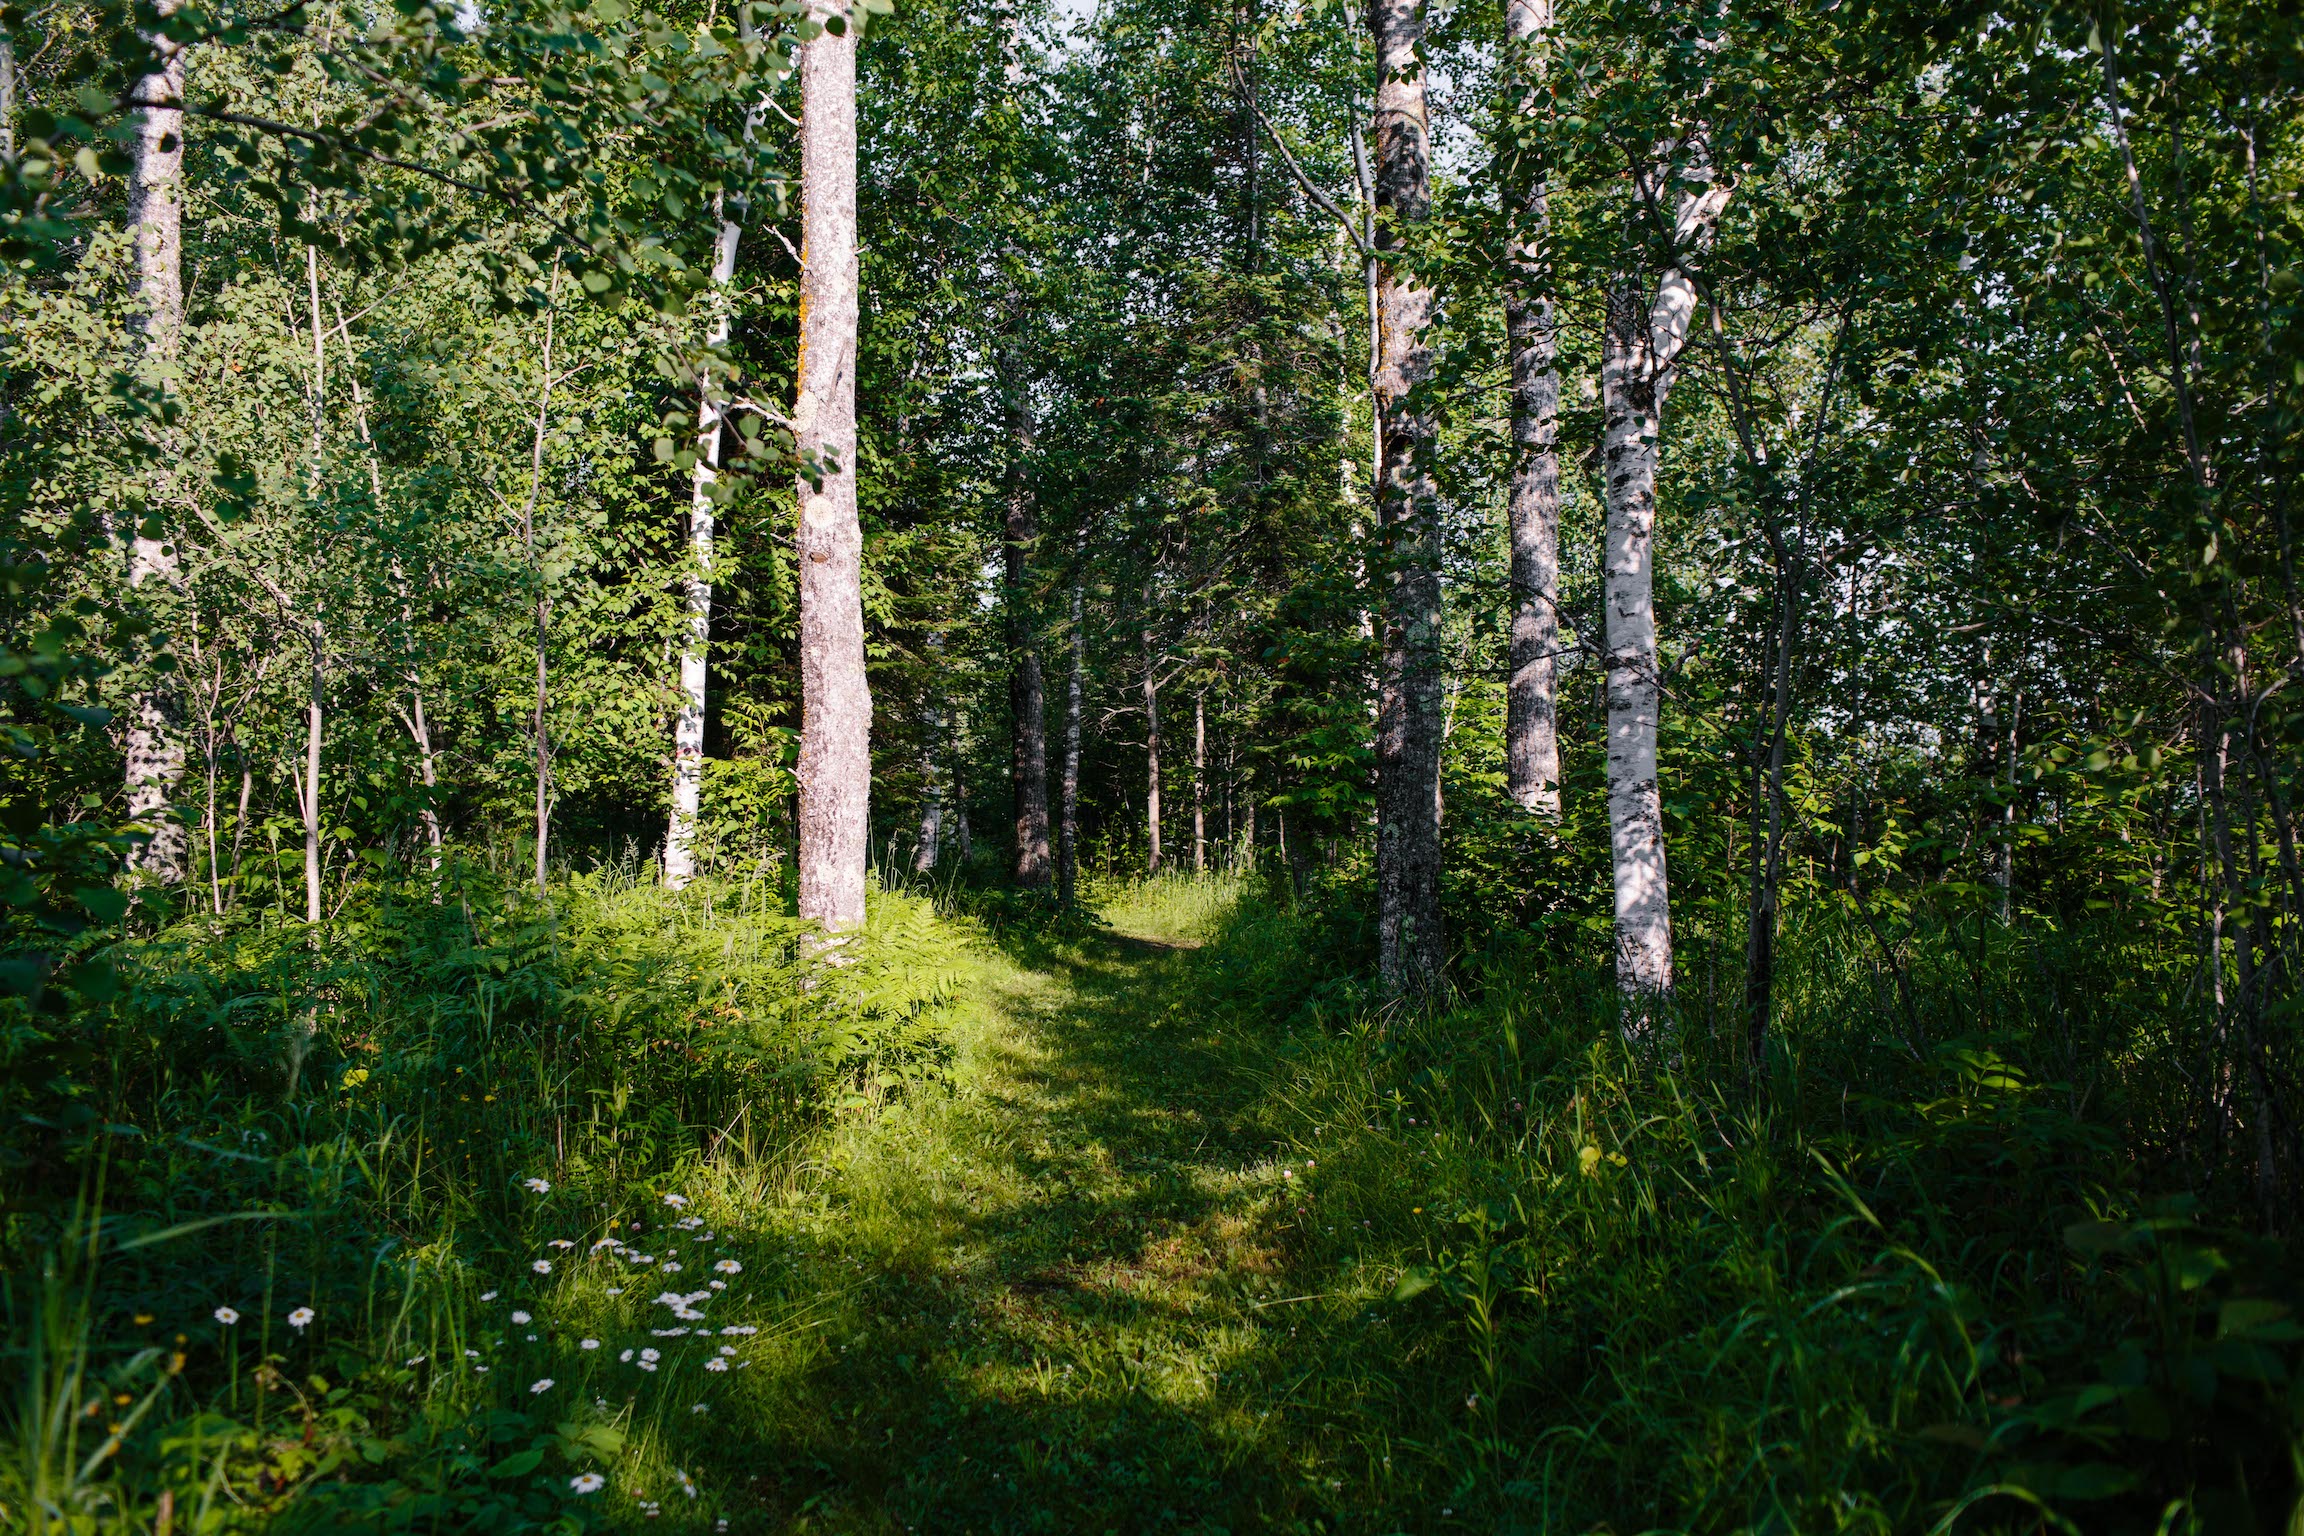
[3,868,2296,1533]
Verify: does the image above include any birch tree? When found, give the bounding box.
[1501,0,1563,820]
[1369,0,1444,999]
[1003,334,1053,889]
[1600,140,1729,1005]
[121,0,188,884]
[794,1,870,939]
[664,210,743,889]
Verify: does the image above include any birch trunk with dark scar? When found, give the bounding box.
[1369,0,1444,1000]
[1502,0,1561,818]
[1601,146,1729,1008]
[1059,550,1086,907]
[1002,333,1052,889]
[794,7,871,940]
[286,629,325,925]
[1142,612,1163,876]
[122,0,190,884]
[666,208,743,889]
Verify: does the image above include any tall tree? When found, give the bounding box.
[121,0,189,885]
[1501,0,1562,819]
[1003,328,1053,888]
[664,209,744,889]
[1599,139,1728,1005]
[794,1,871,939]
[1369,0,1444,998]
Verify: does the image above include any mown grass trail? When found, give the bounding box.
[722,881,1410,1534]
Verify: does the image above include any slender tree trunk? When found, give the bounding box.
[519,290,560,899]
[1142,625,1163,876]
[667,208,743,889]
[914,722,944,875]
[1599,146,1729,1010]
[1193,693,1207,874]
[228,752,252,906]
[1059,554,1086,907]
[1742,544,1796,1056]
[1002,349,1052,890]
[953,712,973,864]
[1369,0,1444,999]
[122,0,189,884]
[1501,0,1561,819]
[298,635,324,925]
[794,6,871,939]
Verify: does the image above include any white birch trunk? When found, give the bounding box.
[1600,149,1730,1006]
[1142,620,1162,876]
[122,0,189,883]
[1193,692,1207,874]
[519,291,560,898]
[794,5,871,939]
[665,211,743,889]
[1059,556,1085,906]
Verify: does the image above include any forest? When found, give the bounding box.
[2,0,2301,1526]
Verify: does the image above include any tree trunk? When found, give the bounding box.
[667,210,743,889]
[1193,692,1207,874]
[122,0,189,885]
[953,713,973,864]
[915,641,946,875]
[1599,146,1729,1010]
[1501,0,1562,819]
[1742,544,1796,1056]
[795,7,871,940]
[1059,553,1086,907]
[519,289,560,900]
[1003,348,1052,890]
[1369,0,1444,1000]
[296,636,324,925]
[1142,625,1163,876]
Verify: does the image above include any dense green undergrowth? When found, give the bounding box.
[3,868,2298,1534]
[1,865,971,1533]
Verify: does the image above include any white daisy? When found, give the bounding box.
[287,1307,314,1330]
[213,1307,240,1326]
[524,1178,551,1194]
[570,1472,604,1494]
[532,1260,552,1274]
[530,1377,554,1394]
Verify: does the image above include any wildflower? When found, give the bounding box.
[1578,1145,1602,1176]
[691,1402,708,1414]
[511,1310,532,1325]
[714,1259,742,1275]
[406,1355,426,1366]
[718,1344,736,1356]
[709,1280,726,1291]
[474,1364,490,1373]
[287,1307,314,1330]
[639,1348,660,1363]
[639,1360,659,1372]
[663,1193,688,1208]
[605,1288,623,1296]
[548,1239,575,1250]
[465,1348,480,1358]
[619,1349,634,1362]
[662,1261,682,1274]
[531,1377,555,1394]
[704,1357,729,1372]
[580,1338,600,1350]
[678,1471,699,1498]
[524,1178,551,1195]
[480,1291,499,1301]
[213,1307,240,1326]
[570,1472,605,1494]
[532,1260,553,1274]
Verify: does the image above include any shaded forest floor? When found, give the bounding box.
[726,881,1415,1534]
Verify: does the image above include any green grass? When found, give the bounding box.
[4,870,2298,1533]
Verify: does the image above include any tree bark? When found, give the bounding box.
[1599,145,1729,1009]
[1501,0,1561,819]
[1059,552,1086,906]
[1002,340,1052,889]
[795,6,871,939]
[666,210,744,889]
[122,0,189,885]
[1142,620,1163,876]
[1193,692,1207,874]
[288,634,325,925]
[519,289,560,899]
[1369,0,1444,1000]
[1742,541,1796,1056]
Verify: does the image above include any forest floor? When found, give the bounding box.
[725,880,1418,1534]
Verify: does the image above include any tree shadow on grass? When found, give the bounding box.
[691,913,1434,1534]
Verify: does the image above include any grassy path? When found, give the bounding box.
[729,882,1407,1534]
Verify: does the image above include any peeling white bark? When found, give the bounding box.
[665,211,743,890]
[1601,145,1730,1007]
